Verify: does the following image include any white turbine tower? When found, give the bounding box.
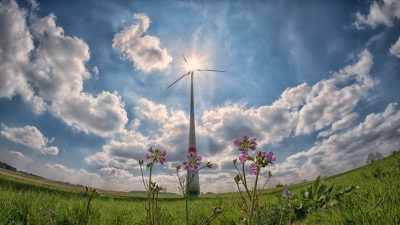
[167,53,225,195]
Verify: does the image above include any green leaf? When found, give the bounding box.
[312,176,321,201]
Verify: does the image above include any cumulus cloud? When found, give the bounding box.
[134,98,169,125]
[85,129,148,168]
[389,36,400,58]
[9,150,29,160]
[28,13,91,101]
[0,0,45,114]
[0,0,128,137]
[1,125,59,155]
[85,97,225,171]
[271,103,400,184]
[113,13,172,73]
[317,113,358,138]
[354,0,400,29]
[295,50,374,134]
[50,92,128,137]
[85,99,188,168]
[99,167,134,181]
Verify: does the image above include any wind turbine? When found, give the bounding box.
[167,53,225,195]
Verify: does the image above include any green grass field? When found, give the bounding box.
[1,152,399,225]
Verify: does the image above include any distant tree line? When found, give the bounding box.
[0,161,17,172]
[366,152,383,164]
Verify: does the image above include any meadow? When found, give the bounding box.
[0,152,399,225]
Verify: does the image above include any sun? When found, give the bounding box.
[182,54,205,72]
[185,57,201,71]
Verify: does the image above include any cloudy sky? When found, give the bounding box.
[0,0,399,193]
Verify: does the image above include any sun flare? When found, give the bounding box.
[182,53,207,72]
[185,57,201,71]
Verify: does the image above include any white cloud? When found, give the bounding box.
[112,13,172,73]
[86,98,187,168]
[85,129,147,168]
[85,97,226,171]
[50,92,128,137]
[28,13,91,101]
[28,0,39,10]
[99,167,134,181]
[317,113,358,138]
[9,150,29,160]
[271,103,400,184]
[354,0,400,29]
[0,1,128,137]
[1,125,59,155]
[134,98,170,127]
[0,0,45,114]
[389,36,400,58]
[295,50,374,135]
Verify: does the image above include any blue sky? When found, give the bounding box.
[0,0,399,193]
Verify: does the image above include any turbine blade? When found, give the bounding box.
[182,53,188,63]
[167,72,190,89]
[196,69,226,72]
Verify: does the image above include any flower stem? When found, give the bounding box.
[140,164,148,190]
[257,173,272,199]
[155,190,160,225]
[233,162,252,200]
[249,166,260,225]
[185,192,189,225]
[185,170,195,225]
[184,167,205,225]
[85,198,91,225]
[148,164,153,225]
[235,181,248,209]
[242,162,252,200]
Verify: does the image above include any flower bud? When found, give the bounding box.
[234,174,240,184]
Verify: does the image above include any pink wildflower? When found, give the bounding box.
[183,152,202,171]
[261,151,276,165]
[145,146,167,165]
[239,151,249,162]
[234,135,257,152]
[249,163,258,175]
